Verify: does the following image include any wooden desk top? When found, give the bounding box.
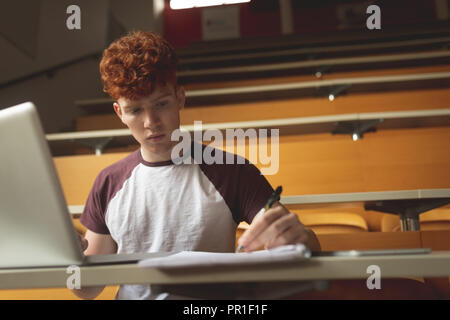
[281,189,450,205]
[1,251,449,290]
[68,189,450,216]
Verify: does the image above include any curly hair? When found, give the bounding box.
[99,31,178,101]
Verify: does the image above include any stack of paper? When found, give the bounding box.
[138,244,311,269]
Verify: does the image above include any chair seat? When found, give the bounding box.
[237,213,369,236]
[296,212,368,235]
[420,208,450,222]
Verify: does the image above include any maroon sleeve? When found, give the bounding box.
[198,144,274,224]
[80,170,111,234]
[236,161,275,223]
[80,150,141,234]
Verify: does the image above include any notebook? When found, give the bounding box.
[139,244,311,269]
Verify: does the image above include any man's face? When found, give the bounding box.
[114,84,185,161]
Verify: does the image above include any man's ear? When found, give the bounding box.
[176,86,185,111]
[113,102,124,123]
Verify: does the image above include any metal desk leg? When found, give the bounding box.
[399,213,420,231]
[365,198,450,232]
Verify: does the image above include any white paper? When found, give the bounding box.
[138,244,311,269]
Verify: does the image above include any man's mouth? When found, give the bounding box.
[146,134,165,141]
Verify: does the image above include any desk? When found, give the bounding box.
[70,189,450,231]
[281,189,450,231]
[1,251,449,290]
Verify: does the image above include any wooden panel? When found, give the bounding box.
[76,88,450,131]
[181,88,450,123]
[53,153,130,205]
[182,64,450,90]
[316,230,450,252]
[358,127,450,192]
[317,230,450,251]
[421,230,450,250]
[262,127,450,196]
[420,230,450,299]
[55,126,450,234]
[0,286,118,300]
[317,231,422,251]
[76,114,126,131]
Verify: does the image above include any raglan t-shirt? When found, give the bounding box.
[80,143,274,300]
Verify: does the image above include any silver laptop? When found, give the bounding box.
[0,102,170,268]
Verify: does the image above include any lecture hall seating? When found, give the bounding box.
[3,27,450,300]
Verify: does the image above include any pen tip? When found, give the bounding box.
[236,245,244,253]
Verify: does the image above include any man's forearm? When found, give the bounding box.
[305,228,321,252]
[71,285,105,300]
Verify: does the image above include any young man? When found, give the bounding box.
[74,31,320,300]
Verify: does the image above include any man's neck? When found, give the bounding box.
[140,147,173,163]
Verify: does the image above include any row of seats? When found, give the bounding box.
[236,208,450,237]
[75,66,450,132]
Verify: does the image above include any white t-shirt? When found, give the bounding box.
[80,143,274,299]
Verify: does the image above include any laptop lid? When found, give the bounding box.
[0,102,84,268]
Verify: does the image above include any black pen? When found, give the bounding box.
[236,186,283,253]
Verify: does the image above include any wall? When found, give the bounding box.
[162,0,449,49]
[0,0,109,85]
[0,0,159,133]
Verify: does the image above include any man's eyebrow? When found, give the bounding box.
[123,93,172,108]
[122,104,137,111]
[152,92,172,101]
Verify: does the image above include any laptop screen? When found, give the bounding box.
[0,102,84,268]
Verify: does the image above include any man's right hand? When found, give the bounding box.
[71,230,117,300]
[77,233,89,252]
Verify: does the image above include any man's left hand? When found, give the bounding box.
[237,203,321,252]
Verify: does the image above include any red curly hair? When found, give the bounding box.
[100,31,178,101]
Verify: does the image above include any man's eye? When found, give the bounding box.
[155,101,168,108]
[131,108,141,114]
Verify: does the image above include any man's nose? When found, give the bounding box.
[143,109,160,128]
